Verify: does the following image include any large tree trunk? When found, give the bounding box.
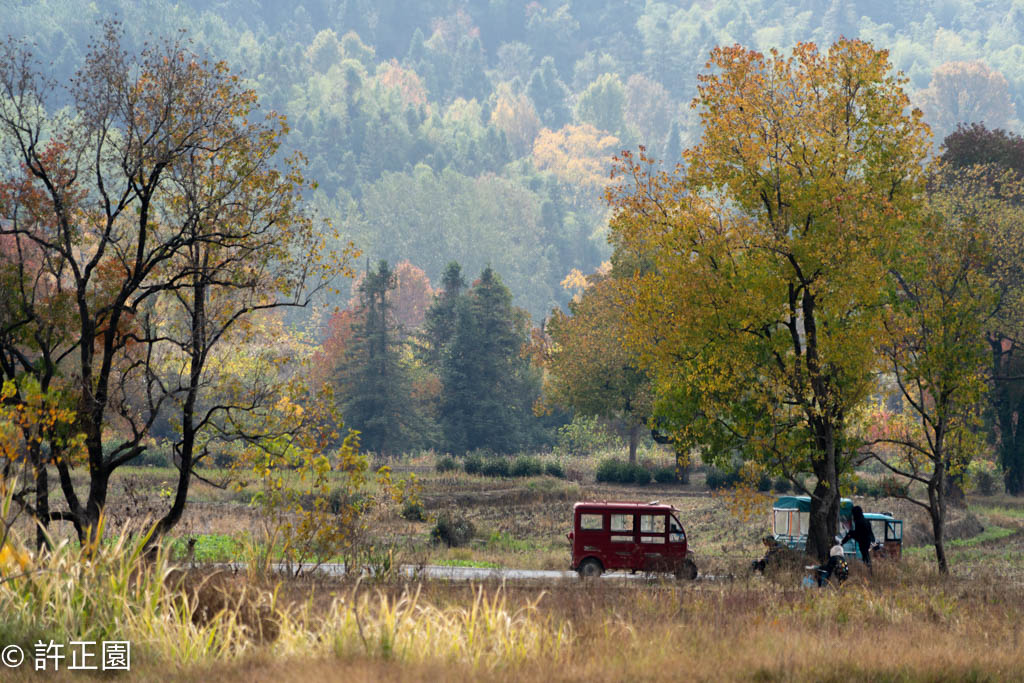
[807,476,840,561]
[806,425,841,561]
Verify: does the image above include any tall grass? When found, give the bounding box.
[0,515,571,674]
[0,519,250,664]
[274,584,572,670]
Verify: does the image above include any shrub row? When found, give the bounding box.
[852,477,909,498]
[703,467,794,493]
[593,458,644,485]
[437,454,565,479]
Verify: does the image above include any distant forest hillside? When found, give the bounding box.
[9,0,1024,319]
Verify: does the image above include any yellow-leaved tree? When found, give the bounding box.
[608,40,931,559]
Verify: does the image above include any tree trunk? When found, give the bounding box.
[674,446,690,484]
[32,446,50,551]
[991,336,1024,495]
[928,463,949,574]
[806,429,840,561]
[1002,435,1024,496]
[628,422,640,464]
[806,476,839,561]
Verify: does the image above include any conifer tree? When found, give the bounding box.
[439,267,540,454]
[335,261,421,456]
[419,262,466,371]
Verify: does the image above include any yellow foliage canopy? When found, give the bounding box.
[607,39,931,557]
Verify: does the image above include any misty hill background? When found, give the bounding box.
[8,0,1023,319]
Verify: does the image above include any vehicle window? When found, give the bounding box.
[610,514,634,532]
[670,516,685,543]
[640,515,666,533]
[773,510,788,536]
[579,514,603,531]
[871,520,885,542]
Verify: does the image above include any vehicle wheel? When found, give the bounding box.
[676,558,698,581]
[577,558,603,578]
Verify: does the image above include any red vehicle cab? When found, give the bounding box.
[568,501,696,579]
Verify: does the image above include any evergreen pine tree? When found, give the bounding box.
[419,262,466,371]
[335,260,422,456]
[439,266,542,454]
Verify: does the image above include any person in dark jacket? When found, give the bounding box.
[841,505,875,568]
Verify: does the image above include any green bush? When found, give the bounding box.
[705,467,740,490]
[757,473,773,492]
[510,456,543,478]
[430,511,476,547]
[596,457,624,483]
[654,467,676,484]
[400,500,426,522]
[556,415,619,455]
[595,457,651,485]
[435,455,459,473]
[480,458,510,478]
[968,460,999,496]
[772,477,792,493]
[544,462,565,479]
[463,454,484,475]
[136,444,172,468]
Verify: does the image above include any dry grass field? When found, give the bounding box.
[5,454,1024,681]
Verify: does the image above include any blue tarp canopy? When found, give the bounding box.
[772,496,853,518]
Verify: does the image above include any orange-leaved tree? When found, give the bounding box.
[608,40,930,559]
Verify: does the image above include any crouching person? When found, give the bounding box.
[751,535,781,573]
[816,544,850,587]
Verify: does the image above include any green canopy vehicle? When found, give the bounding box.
[772,496,903,560]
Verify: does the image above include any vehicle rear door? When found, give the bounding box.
[607,511,638,570]
[638,513,669,570]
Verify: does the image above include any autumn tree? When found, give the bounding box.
[917,61,1016,142]
[0,25,346,543]
[940,125,1024,495]
[865,168,1003,573]
[533,123,620,208]
[543,269,651,464]
[345,259,434,333]
[609,40,930,560]
[942,123,1024,178]
[490,85,541,157]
